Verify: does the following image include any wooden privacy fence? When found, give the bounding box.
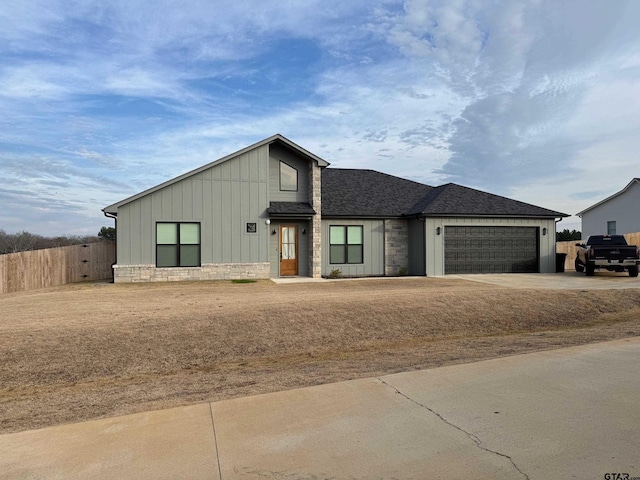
[556,232,640,271]
[0,241,115,294]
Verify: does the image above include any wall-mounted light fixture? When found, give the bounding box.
[542,228,547,236]
[302,228,306,235]
[271,229,277,235]
[436,226,441,235]
[265,219,271,225]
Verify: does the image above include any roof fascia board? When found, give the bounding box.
[103,134,329,213]
[322,215,406,219]
[576,178,640,217]
[419,213,568,219]
[275,135,329,168]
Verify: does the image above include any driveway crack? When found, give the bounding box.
[209,403,224,480]
[378,378,530,480]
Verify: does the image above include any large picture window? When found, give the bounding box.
[329,225,363,264]
[156,222,201,267]
[280,161,298,191]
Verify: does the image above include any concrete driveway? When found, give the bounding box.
[450,271,640,289]
[2,338,639,480]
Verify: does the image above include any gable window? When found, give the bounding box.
[156,222,201,267]
[330,225,363,264]
[280,161,298,191]
[607,221,616,235]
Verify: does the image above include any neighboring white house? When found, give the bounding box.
[577,179,640,240]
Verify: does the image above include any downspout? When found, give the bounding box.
[554,217,563,253]
[103,211,117,283]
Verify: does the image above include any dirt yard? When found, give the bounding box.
[1,277,640,434]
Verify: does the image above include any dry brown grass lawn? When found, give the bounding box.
[1,277,640,434]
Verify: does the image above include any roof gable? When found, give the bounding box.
[103,134,329,214]
[576,178,640,217]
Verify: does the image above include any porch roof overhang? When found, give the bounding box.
[267,202,316,219]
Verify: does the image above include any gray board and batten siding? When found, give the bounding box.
[268,143,310,203]
[115,144,271,267]
[424,217,558,276]
[321,218,384,277]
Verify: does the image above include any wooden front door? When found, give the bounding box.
[280,225,298,276]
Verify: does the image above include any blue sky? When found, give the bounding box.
[2,0,640,235]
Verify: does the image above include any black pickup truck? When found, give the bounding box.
[575,235,640,277]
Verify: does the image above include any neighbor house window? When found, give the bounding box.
[607,221,616,235]
[330,225,363,264]
[280,161,298,191]
[156,222,201,267]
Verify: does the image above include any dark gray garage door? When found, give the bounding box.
[444,226,539,274]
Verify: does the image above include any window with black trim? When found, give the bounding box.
[280,161,298,191]
[607,221,616,235]
[246,222,257,234]
[156,222,201,267]
[329,225,363,264]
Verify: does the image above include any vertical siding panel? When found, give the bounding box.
[140,196,152,264]
[240,153,250,180]
[192,179,203,219]
[230,157,240,179]
[240,180,250,261]
[231,181,241,262]
[212,179,222,262]
[221,180,231,261]
[201,180,213,263]
[182,179,193,218]
[260,182,269,260]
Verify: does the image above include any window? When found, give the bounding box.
[156,223,200,267]
[246,222,257,234]
[607,221,616,235]
[330,225,363,264]
[280,161,298,191]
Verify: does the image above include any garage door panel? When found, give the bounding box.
[445,226,539,274]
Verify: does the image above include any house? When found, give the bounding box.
[577,179,640,239]
[103,134,568,282]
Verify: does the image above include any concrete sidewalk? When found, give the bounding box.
[2,338,640,480]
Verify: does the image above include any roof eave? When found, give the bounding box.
[322,214,406,219]
[420,213,569,219]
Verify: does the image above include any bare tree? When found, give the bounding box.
[0,229,104,254]
[0,231,40,254]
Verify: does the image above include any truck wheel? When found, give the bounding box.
[574,259,584,273]
[585,265,595,276]
[629,266,639,278]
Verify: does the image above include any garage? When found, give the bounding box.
[444,226,539,274]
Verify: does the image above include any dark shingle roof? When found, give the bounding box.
[408,183,567,217]
[321,169,432,217]
[322,169,567,218]
[268,202,316,215]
